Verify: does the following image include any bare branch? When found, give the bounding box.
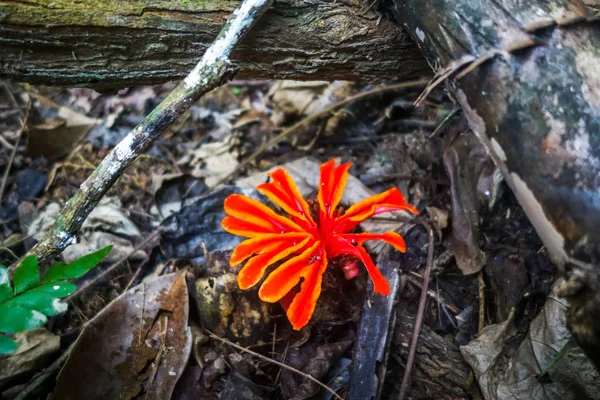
[9,0,273,272]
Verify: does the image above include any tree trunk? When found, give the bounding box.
[0,0,429,90]
[390,0,600,367]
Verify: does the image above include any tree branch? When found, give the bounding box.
[9,0,273,272]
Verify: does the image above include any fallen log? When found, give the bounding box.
[389,312,473,399]
[391,0,600,367]
[0,0,429,90]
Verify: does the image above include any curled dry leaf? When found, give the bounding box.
[443,127,495,275]
[26,93,99,160]
[160,186,261,261]
[54,273,191,400]
[151,173,208,219]
[280,335,354,400]
[28,198,145,263]
[0,328,59,388]
[348,261,401,400]
[267,81,354,138]
[461,280,600,400]
[178,138,239,187]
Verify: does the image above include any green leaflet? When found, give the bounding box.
[10,292,68,317]
[13,256,40,294]
[5,282,76,318]
[0,303,47,334]
[0,246,111,354]
[0,334,18,355]
[43,245,112,284]
[0,266,12,303]
[28,282,77,298]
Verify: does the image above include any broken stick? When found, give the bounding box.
[9,0,274,272]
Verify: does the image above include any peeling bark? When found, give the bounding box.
[0,0,428,89]
[391,0,600,367]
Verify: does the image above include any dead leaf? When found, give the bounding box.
[151,173,208,219]
[443,128,490,275]
[485,252,530,321]
[0,328,60,388]
[160,186,256,260]
[267,81,330,126]
[178,138,239,187]
[172,365,212,400]
[267,81,354,139]
[54,273,191,400]
[426,206,449,237]
[28,197,144,263]
[188,106,240,141]
[26,93,99,159]
[221,371,266,400]
[280,335,354,400]
[461,280,600,400]
[460,309,515,398]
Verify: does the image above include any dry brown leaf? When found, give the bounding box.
[26,94,99,159]
[54,273,191,400]
[0,328,59,388]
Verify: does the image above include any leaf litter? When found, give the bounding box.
[0,77,595,400]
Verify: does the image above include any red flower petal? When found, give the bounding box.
[338,231,407,253]
[222,159,418,330]
[327,236,390,295]
[230,232,311,266]
[354,245,390,295]
[237,237,313,289]
[222,216,277,237]
[257,168,316,228]
[224,194,303,233]
[286,254,328,330]
[318,159,352,218]
[335,188,418,232]
[258,241,322,303]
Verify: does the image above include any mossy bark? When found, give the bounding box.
[0,0,428,90]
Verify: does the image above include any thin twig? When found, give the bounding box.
[413,57,474,108]
[398,221,435,400]
[477,271,486,332]
[211,79,430,188]
[205,329,344,400]
[66,229,160,300]
[429,107,460,138]
[10,0,273,272]
[0,100,30,208]
[123,258,149,292]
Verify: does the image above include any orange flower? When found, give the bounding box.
[221,159,418,330]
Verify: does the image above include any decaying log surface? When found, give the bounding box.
[387,312,474,399]
[0,0,428,90]
[391,0,600,367]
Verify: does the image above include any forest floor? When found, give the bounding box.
[1,78,595,400]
